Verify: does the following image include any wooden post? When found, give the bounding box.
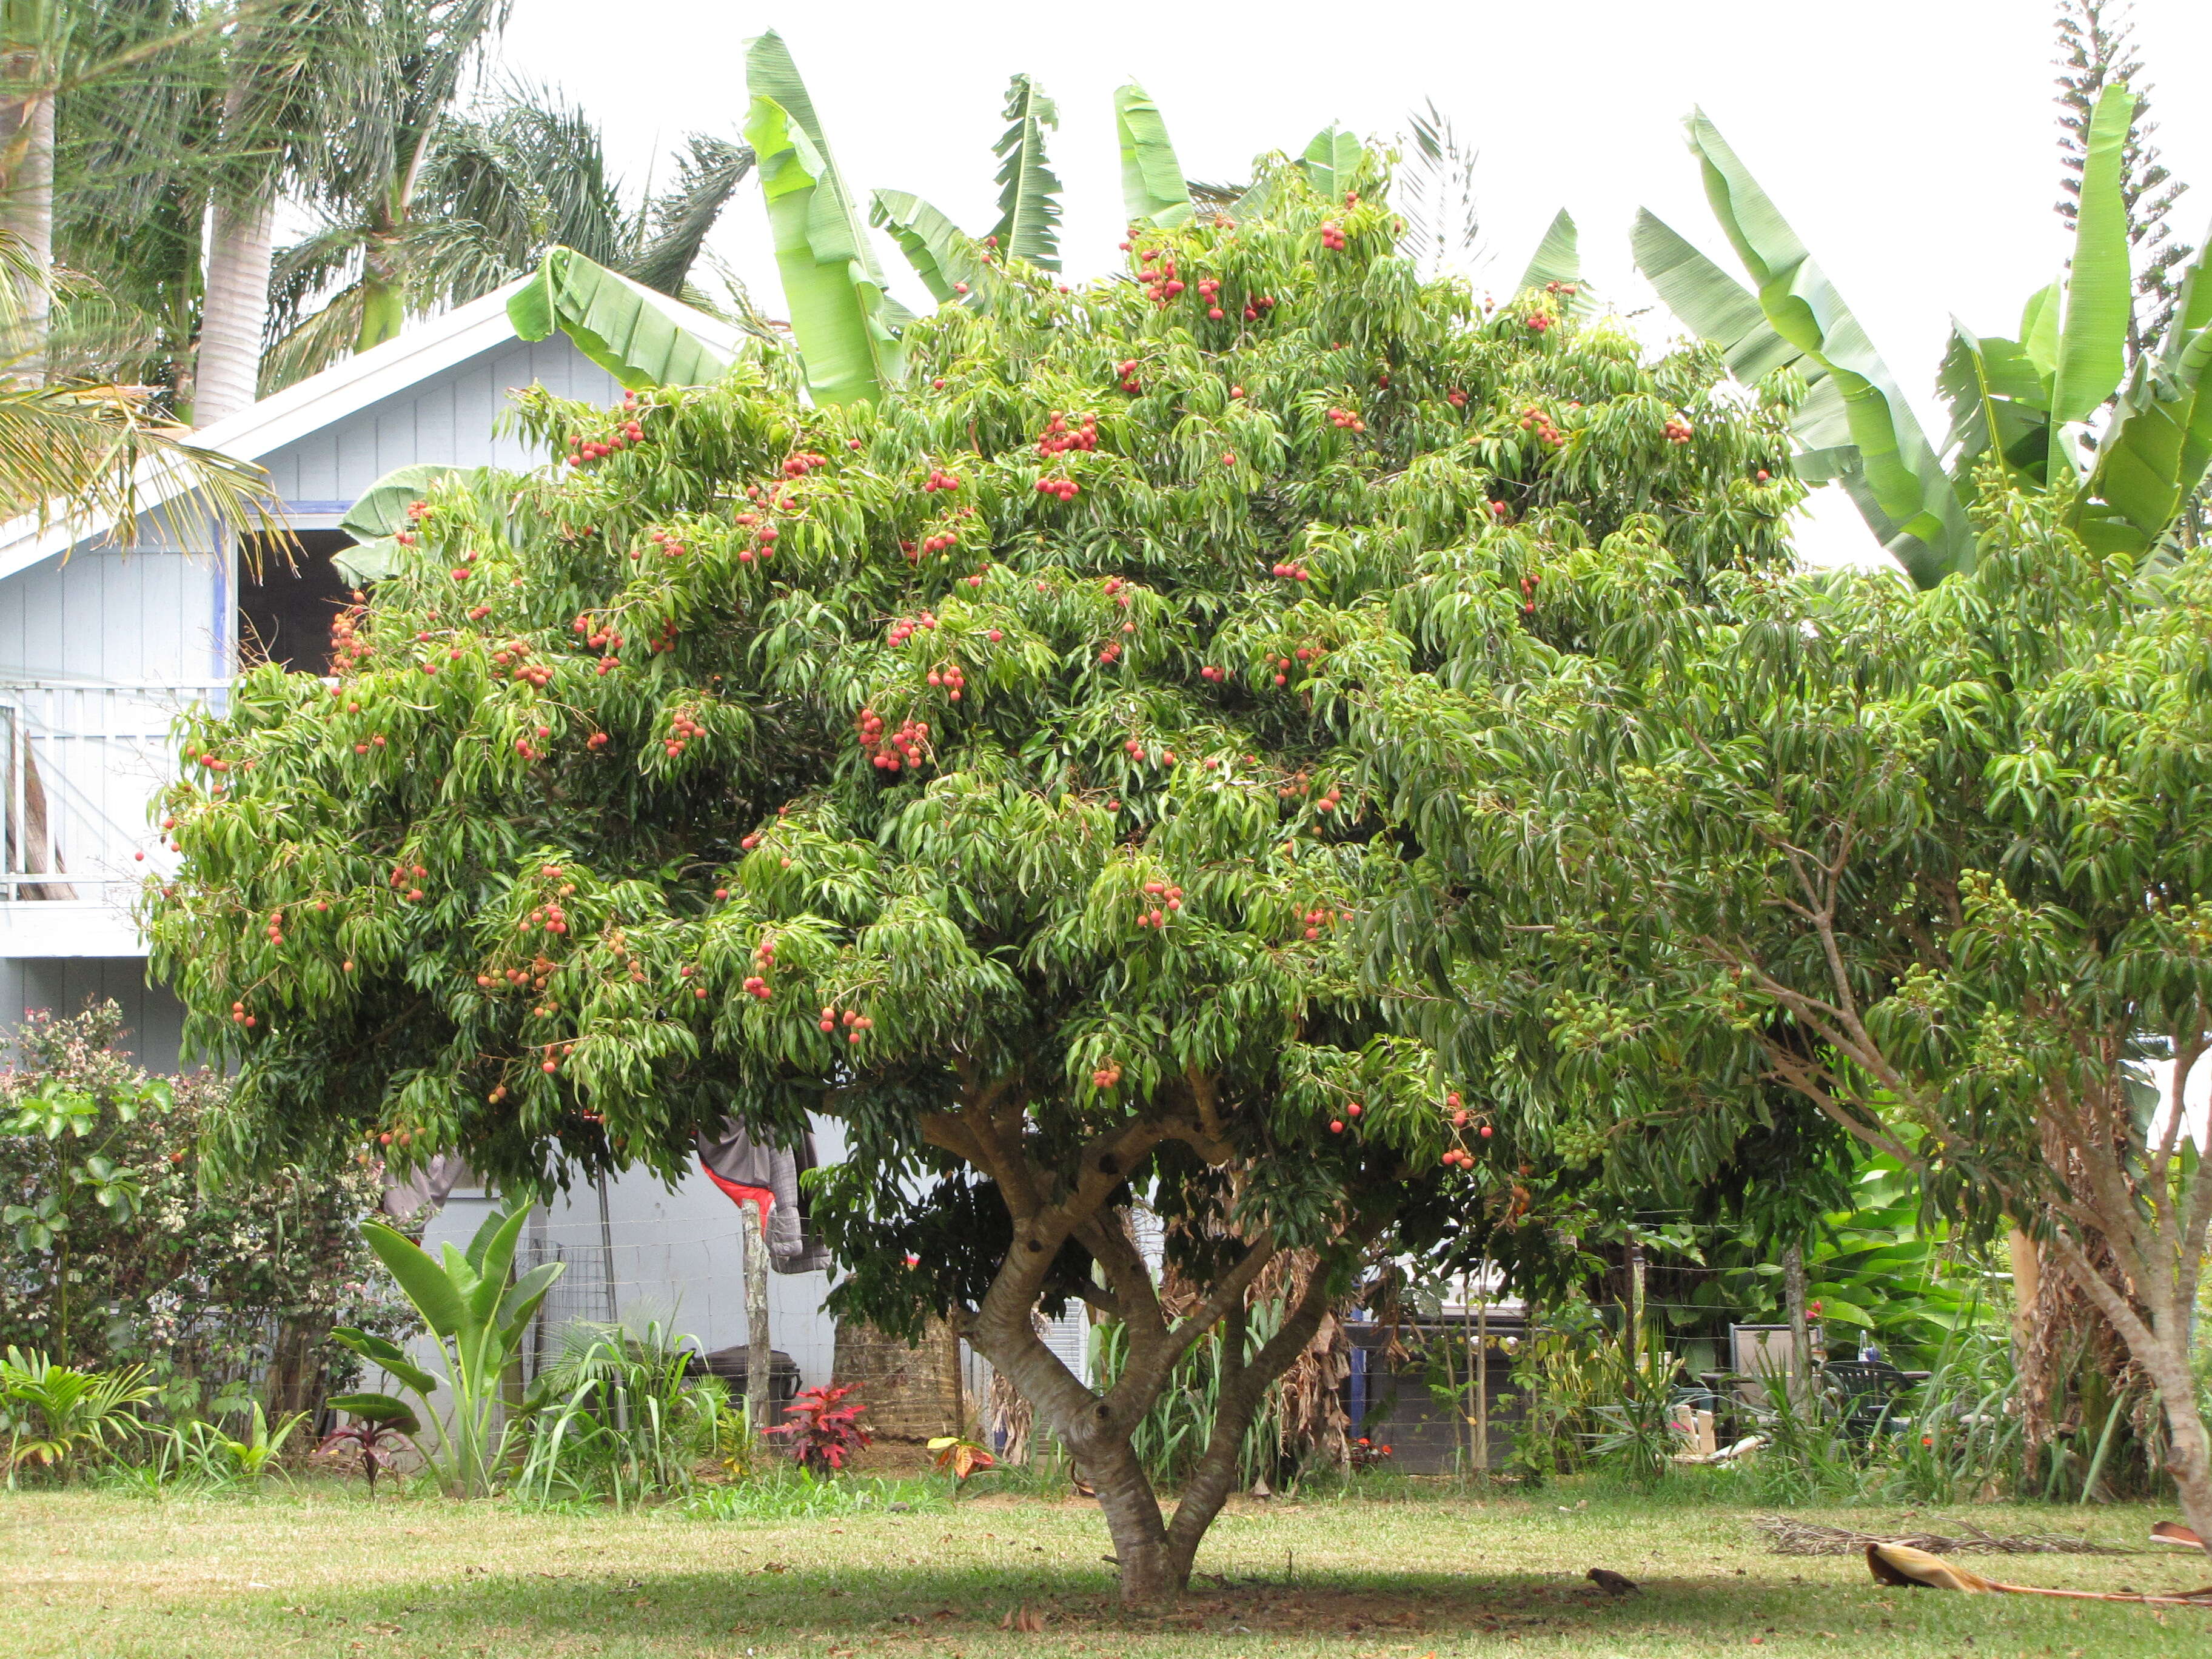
[1627,1233,1647,1372]
[1474,1261,1490,1480]
[745,1198,771,1441]
[1783,1242,1811,1411]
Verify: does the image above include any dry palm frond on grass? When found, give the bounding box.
[1758,1515,2138,1557]
[1865,1542,2212,1606]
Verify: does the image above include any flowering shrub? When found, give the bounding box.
[0,1003,411,1418]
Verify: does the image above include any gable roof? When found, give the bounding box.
[0,277,746,585]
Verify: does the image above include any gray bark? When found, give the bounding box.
[195,193,276,424]
[0,85,53,380]
[745,1197,771,1438]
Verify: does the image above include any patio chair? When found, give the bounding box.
[1820,1359,1919,1438]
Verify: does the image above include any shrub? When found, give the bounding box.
[0,1005,411,1420]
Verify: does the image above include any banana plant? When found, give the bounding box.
[329,1205,561,1498]
[508,245,734,391]
[1635,109,1968,588]
[870,73,1065,307]
[1641,86,2211,583]
[1518,209,1598,312]
[745,30,911,407]
[1114,81,1193,230]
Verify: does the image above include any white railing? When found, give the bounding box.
[0,681,227,902]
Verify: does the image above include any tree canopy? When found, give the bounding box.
[149,156,1801,1597]
[1366,478,2212,1548]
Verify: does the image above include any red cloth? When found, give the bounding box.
[700,1161,775,1215]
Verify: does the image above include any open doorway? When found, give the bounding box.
[238,531,357,673]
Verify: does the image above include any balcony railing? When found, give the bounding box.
[0,681,227,903]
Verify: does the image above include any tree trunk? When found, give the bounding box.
[0,85,53,380]
[1782,1242,1811,1413]
[195,194,276,424]
[744,1197,771,1439]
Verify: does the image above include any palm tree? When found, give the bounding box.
[265,57,749,390]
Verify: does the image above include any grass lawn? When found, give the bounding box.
[4,1476,2205,1658]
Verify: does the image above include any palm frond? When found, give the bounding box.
[1398,98,1480,275]
[260,280,367,392]
[626,135,753,297]
[0,375,281,550]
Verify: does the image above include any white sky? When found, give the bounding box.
[495,0,2212,574]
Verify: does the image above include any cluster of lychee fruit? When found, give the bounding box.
[1114,358,1142,395]
[1296,905,1340,942]
[1035,475,1081,502]
[388,861,429,902]
[1326,1100,1362,1134]
[1133,879,1184,931]
[740,940,776,1001]
[1319,221,1350,252]
[1663,417,1694,444]
[1036,413,1099,457]
[1326,407,1367,433]
[926,663,967,700]
[567,420,644,466]
[643,528,689,561]
[885,610,939,648]
[1519,406,1565,448]
[905,531,959,561]
[922,466,962,492]
[1439,1093,1494,1168]
[820,1005,874,1044]
[1134,247,1184,307]
[782,451,830,478]
[1269,560,1314,581]
[857,708,931,772]
[664,711,706,757]
[1091,1060,1124,1090]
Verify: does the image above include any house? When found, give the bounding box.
[0,283,1041,1412]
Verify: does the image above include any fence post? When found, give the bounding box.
[745,1198,771,1442]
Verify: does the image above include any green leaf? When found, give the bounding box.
[988,73,1061,271]
[329,1327,440,1396]
[339,463,471,545]
[1518,209,1584,299]
[325,1393,423,1435]
[1632,210,1802,386]
[1678,112,1971,586]
[464,1207,532,1327]
[1936,323,2050,483]
[508,246,732,390]
[1808,1296,1875,1330]
[2049,84,2136,427]
[358,1221,469,1340]
[1113,82,1192,230]
[2019,281,2060,384]
[2090,228,2212,538]
[495,1259,565,1350]
[1297,126,1366,201]
[744,33,910,408]
[869,191,984,307]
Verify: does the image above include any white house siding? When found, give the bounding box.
[0,956,186,1068]
[256,335,618,508]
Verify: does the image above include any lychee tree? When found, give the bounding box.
[147,160,1797,1600]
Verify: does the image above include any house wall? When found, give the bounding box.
[255,334,618,508]
[0,956,186,1068]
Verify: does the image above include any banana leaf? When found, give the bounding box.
[2090,226,2212,541]
[2049,84,2136,428]
[1517,209,1598,316]
[333,461,478,585]
[745,33,911,407]
[508,245,732,390]
[1298,126,1366,199]
[1114,82,1193,229]
[1936,323,2050,484]
[989,73,1062,270]
[1679,112,1971,586]
[324,1392,423,1434]
[870,190,986,307]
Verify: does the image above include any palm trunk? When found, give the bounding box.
[744,1198,771,1439]
[195,193,277,425]
[0,84,53,381]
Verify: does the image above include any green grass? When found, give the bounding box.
[4,1475,2205,1657]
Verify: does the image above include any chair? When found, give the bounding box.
[1821,1359,1918,1438]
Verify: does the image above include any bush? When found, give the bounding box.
[0,1003,411,1419]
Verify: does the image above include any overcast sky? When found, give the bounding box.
[493,0,2212,572]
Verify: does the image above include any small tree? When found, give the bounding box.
[1377,485,2212,1550]
[148,163,1795,1598]
[0,1003,403,1415]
